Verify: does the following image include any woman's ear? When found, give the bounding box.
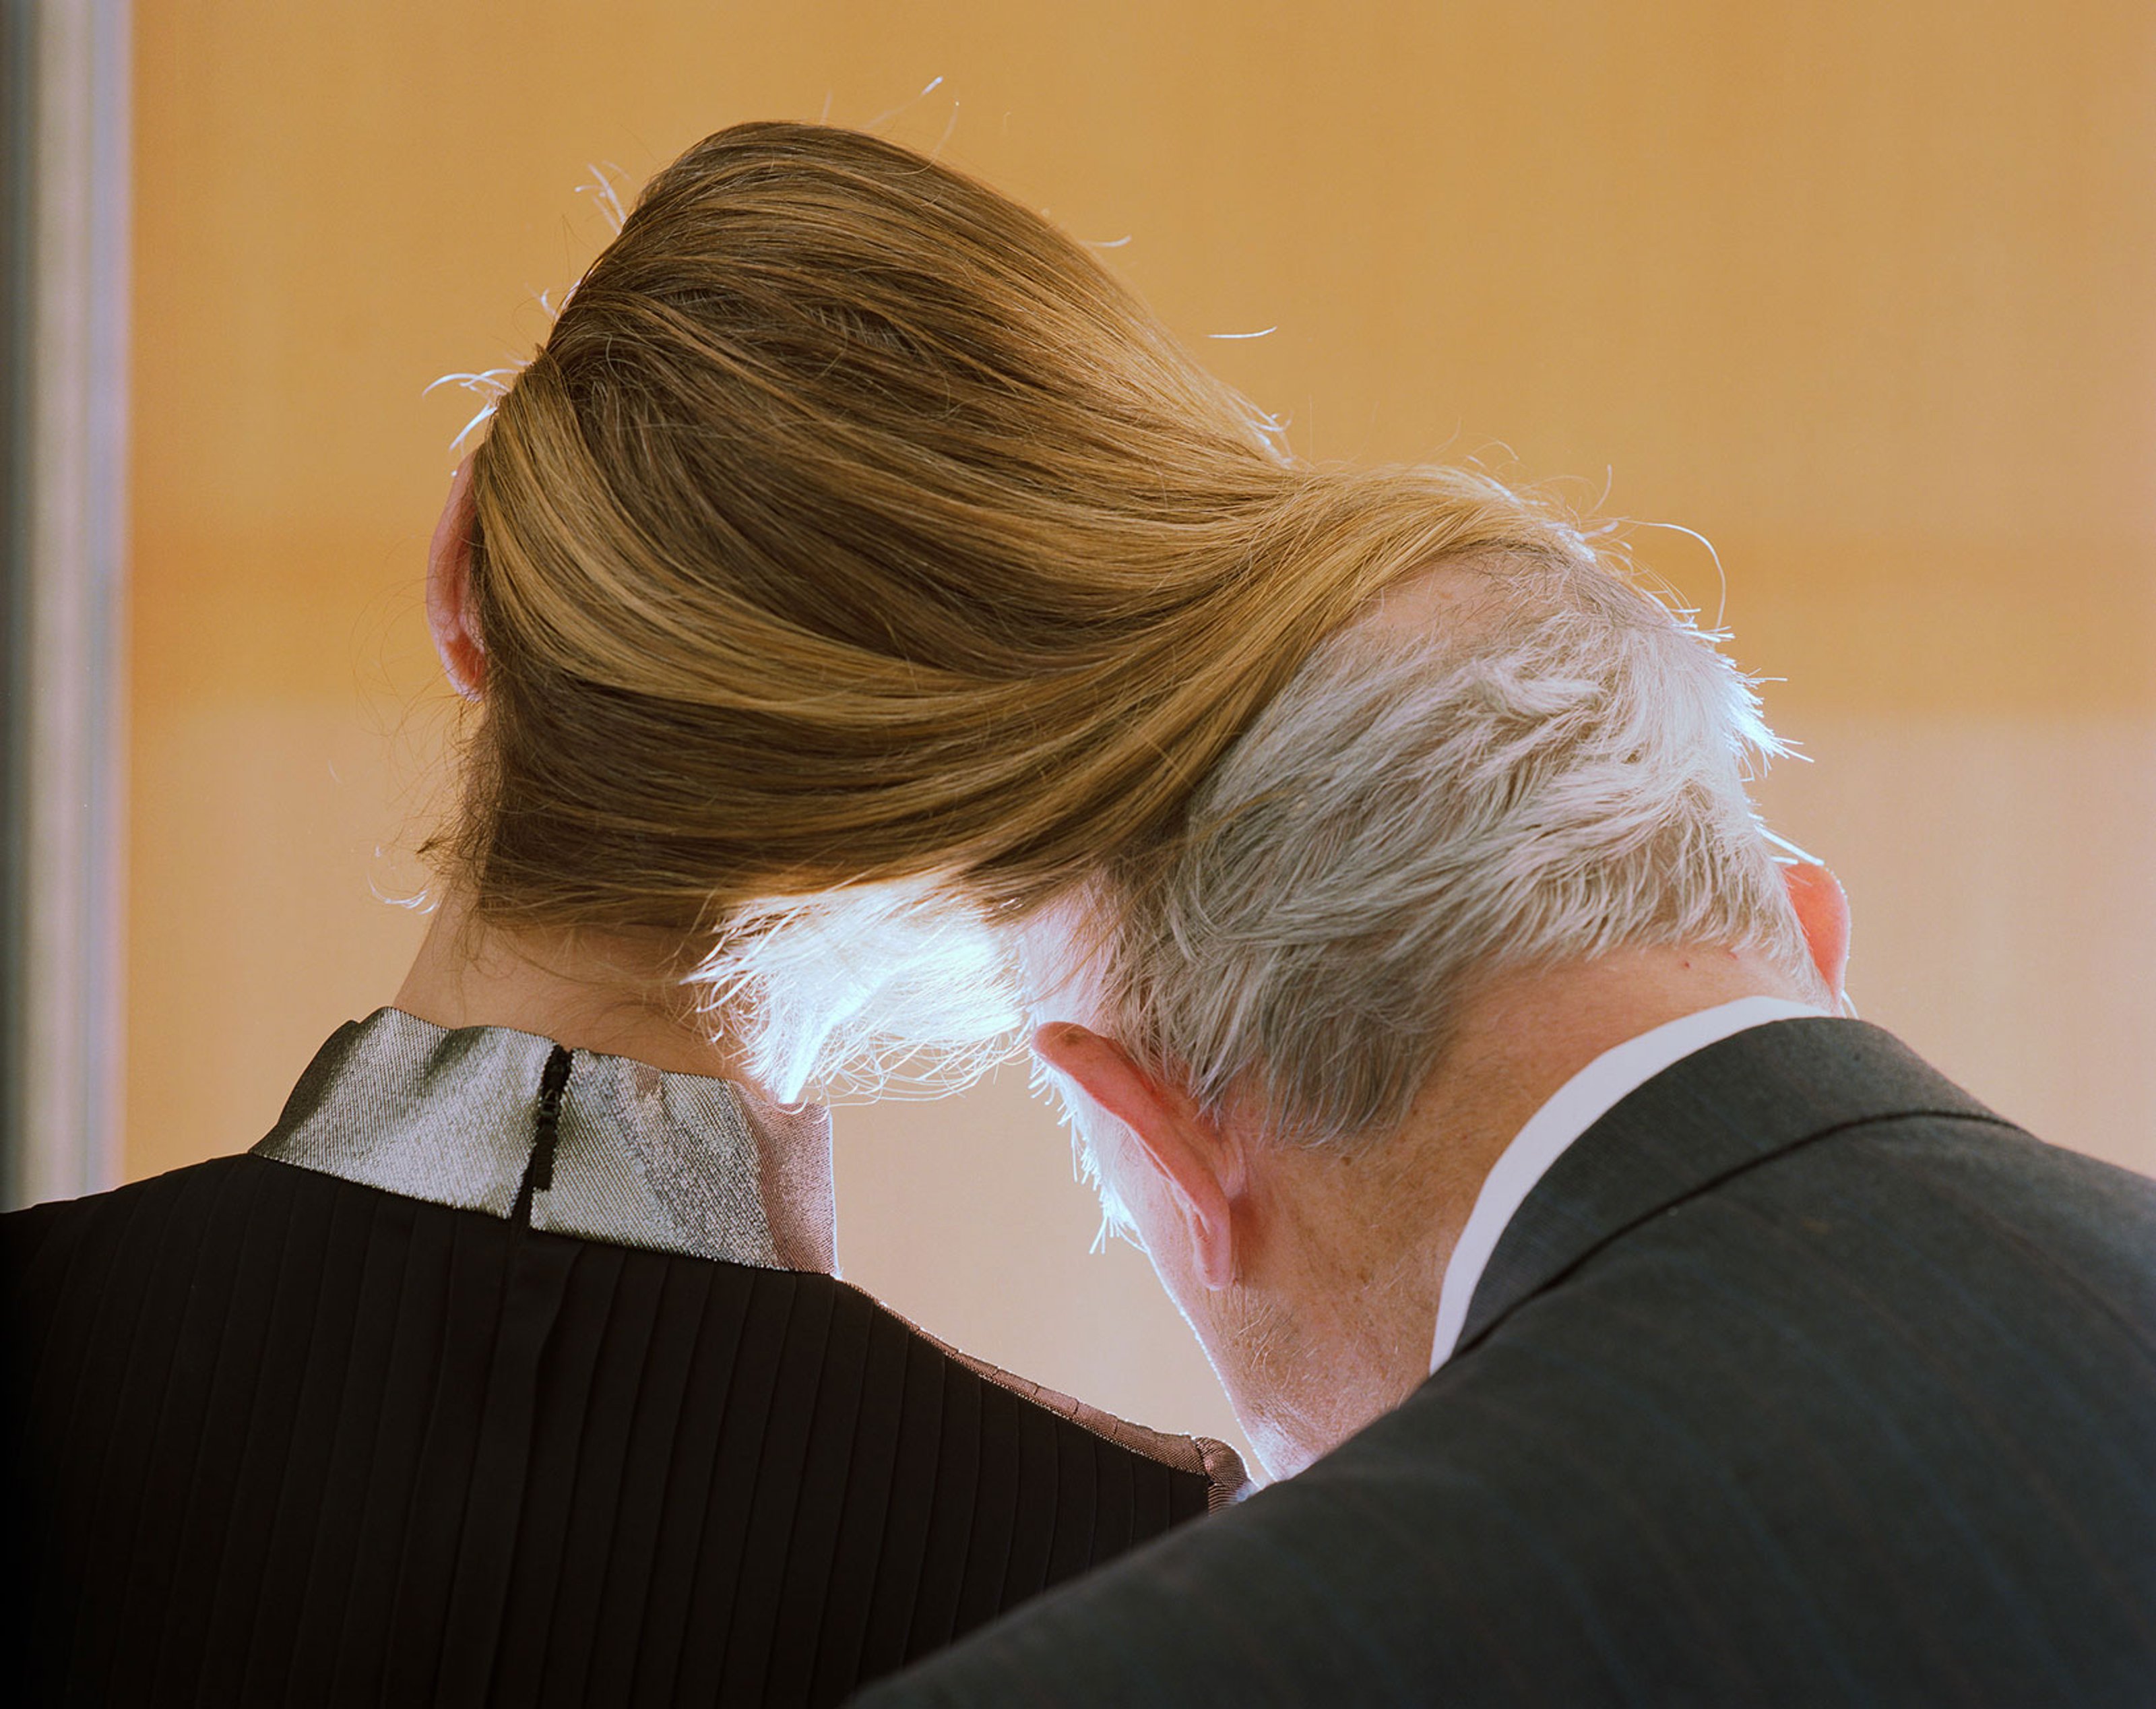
[1783,863,1851,1002]
[1032,1022,1241,1291]
[426,457,486,701]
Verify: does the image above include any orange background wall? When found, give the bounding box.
[130,1,2156,1456]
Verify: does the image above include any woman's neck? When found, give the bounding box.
[395,888,753,1084]
[393,888,838,1274]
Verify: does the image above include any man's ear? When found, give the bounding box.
[426,457,486,701]
[1783,863,1851,1002]
[1032,1022,1240,1290]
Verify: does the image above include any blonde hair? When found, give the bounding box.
[447,123,1624,1087]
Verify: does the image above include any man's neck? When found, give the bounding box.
[1415,944,1813,1251]
[1222,943,1818,1475]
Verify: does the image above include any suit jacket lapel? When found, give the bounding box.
[1452,1018,2009,1361]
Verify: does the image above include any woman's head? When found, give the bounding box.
[433,122,1612,1085]
[443,123,1586,925]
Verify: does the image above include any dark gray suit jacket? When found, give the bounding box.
[854,1020,2156,1706]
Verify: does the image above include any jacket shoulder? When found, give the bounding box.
[856,1286,1246,1508]
[5,1154,1239,1702]
[855,1108,2156,1708]
[2,1152,272,1295]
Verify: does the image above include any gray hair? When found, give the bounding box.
[1039,551,1818,1154]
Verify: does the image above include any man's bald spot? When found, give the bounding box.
[1341,557,1511,653]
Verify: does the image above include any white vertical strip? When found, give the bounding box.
[13,0,129,1206]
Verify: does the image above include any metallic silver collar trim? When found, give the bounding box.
[253,1007,835,1271]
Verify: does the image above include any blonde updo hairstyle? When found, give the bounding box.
[448,123,1601,1085]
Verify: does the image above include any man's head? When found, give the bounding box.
[1023,551,1848,1474]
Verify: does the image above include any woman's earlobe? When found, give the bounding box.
[426,457,486,700]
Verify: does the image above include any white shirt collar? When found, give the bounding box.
[1427,995,1825,1374]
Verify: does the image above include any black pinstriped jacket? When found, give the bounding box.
[857,1020,2156,1707]
[0,1010,1243,1707]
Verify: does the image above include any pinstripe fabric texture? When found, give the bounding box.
[856,1020,2156,1708]
[1,1164,1234,1706]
